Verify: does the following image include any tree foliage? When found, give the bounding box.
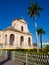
[37,27,45,50]
[37,27,45,35]
[27,1,43,17]
[44,45,49,51]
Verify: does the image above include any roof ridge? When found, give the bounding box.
[12,18,27,24]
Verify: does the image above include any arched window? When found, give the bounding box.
[5,34,7,45]
[28,37,31,46]
[20,36,24,46]
[21,26,23,31]
[10,34,14,45]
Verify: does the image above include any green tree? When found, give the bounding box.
[44,45,49,52]
[37,27,45,50]
[27,1,43,52]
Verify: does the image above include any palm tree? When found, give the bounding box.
[37,27,45,50]
[27,1,43,52]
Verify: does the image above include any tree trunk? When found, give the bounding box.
[40,34,42,50]
[34,14,39,52]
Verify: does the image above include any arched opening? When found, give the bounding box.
[20,36,24,46]
[10,34,14,45]
[28,37,31,46]
[5,34,7,45]
[21,26,23,31]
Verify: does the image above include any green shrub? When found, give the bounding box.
[43,45,49,52]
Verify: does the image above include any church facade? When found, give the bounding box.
[0,18,33,49]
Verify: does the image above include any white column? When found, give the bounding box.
[24,37,28,48]
[18,36,20,47]
[13,35,17,48]
[7,34,10,45]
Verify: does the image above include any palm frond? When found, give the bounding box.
[27,6,32,10]
[37,27,46,35]
[37,11,40,17]
[30,1,34,6]
[35,1,38,6]
[43,30,46,34]
[38,5,43,11]
[27,1,43,17]
[28,10,33,17]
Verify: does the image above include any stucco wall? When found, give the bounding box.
[12,20,29,32]
[0,19,33,49]
[0,31,4,44]
[3,30,33,49]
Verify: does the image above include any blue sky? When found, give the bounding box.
[0,0,49,43]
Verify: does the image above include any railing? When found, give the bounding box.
[11,51,49,65]
[0,50,49,65]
